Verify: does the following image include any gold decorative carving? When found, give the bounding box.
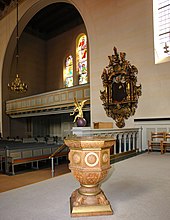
[85,152,99,167]
[71,189,109,206]
[73,170,108,185]
[70,97,87,126]
[102,152,109,164]
[72,152,81,164]
[100,47,142,128]
[64,136,115,217]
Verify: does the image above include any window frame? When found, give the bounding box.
[64,55,74,88]
[153,0,170,64]
[76,33,88,85]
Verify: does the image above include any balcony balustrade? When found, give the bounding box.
[6,84,90,118]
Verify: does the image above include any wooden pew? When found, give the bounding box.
[3,142,67,175]
[9,154,50,175]
[148,132,165,154]
[0,155,4,171]
[9,151,68,175]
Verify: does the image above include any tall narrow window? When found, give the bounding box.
[76,34,88,84]
[64,55,73,87]
[153,0,170,63]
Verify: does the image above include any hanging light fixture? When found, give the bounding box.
[8,0,28,93]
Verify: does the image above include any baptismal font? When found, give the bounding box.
[64,136,115,217]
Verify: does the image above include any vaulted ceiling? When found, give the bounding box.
[0,0,84,40]
[24,3,84,40]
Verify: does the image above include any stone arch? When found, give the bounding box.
[1,0,90,137]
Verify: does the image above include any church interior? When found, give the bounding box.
[0,0,170,219]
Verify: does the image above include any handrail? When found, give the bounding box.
[49,144,67,159]
[49,143,69,177]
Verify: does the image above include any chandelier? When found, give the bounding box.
[8,0,28,93]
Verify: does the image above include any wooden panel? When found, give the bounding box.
[22,150,32,158]
[6,84,90,117]
[43,148,51,155]
[10,152,22,159]
[33,149,42,156]
[93,122,113,129]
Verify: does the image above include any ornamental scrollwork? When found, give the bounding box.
[100,47,142,128]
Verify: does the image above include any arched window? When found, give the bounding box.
[76,34,88,84]
[153,0,170,63]
[64,55,73,87]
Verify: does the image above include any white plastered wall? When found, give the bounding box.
[0,0,170,134]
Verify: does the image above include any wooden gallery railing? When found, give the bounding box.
[72,127,142,163]
[49,128,142,177]
[6,84,90,118]
[111,130,139,161]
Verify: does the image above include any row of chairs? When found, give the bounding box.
[148,132,170,154]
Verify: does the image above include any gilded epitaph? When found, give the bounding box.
[100,47,142,128]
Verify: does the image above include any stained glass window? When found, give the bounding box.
[64,55,73,87]
[76,34,88,84]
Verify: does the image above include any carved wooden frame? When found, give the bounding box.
[100,47,142,128]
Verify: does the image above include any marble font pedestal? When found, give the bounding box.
[64,136,115,217]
